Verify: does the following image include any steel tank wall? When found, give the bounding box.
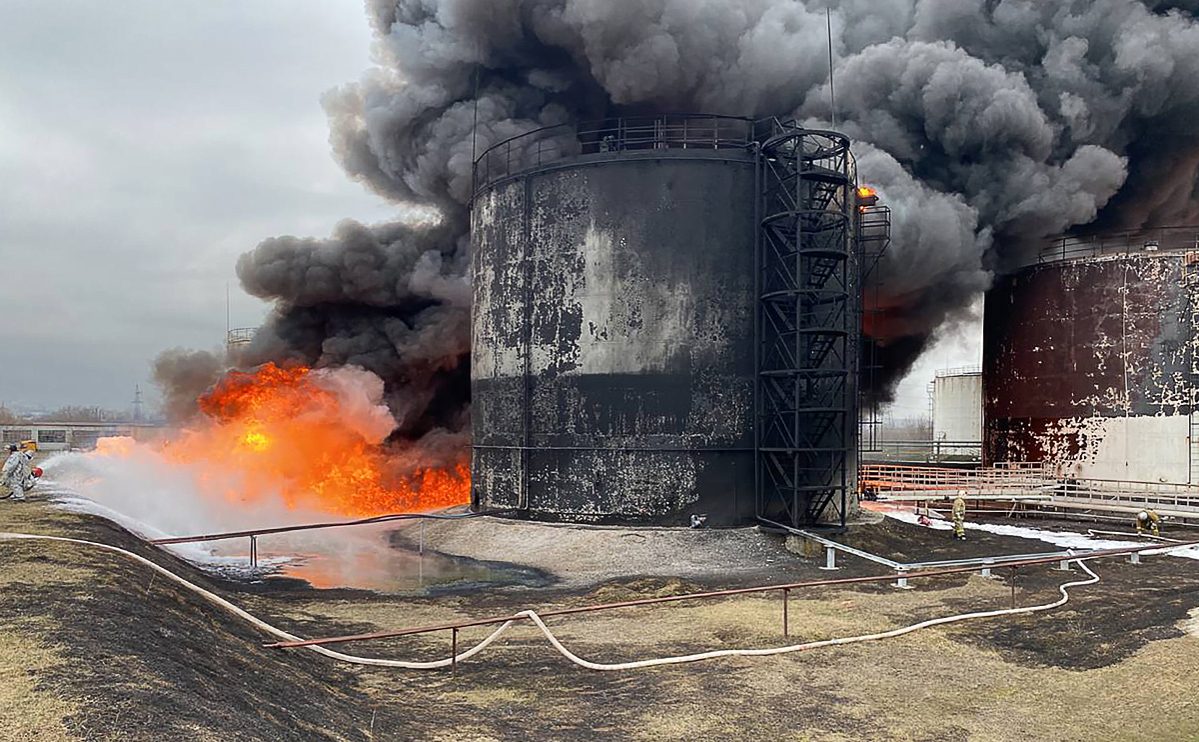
[932,371,982,455]
[471,149,757,525]
[983,253,1196,481]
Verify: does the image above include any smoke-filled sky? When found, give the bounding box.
[0,1,394,412]
[230,0,1199,433]
[9,0,1199,424]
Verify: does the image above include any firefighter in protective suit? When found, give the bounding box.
[1135,509,1161,537]
[2,444,32,501]
[951,496,967,540]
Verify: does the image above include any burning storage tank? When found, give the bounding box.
[470,115,871,526]
[984,228,1199,482]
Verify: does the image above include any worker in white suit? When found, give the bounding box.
[2,443,32,500]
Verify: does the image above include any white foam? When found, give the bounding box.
[884,509,1199,561]
[36,445,400,575]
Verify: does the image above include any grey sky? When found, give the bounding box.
[0,1,395,412]
[0,0,980,420]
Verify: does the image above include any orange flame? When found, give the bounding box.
[95,436,138,457]
[158,363,469,516]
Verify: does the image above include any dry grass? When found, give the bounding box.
[345,574,1199,740]
[0,521,89,741]
[0,632,74,742]
[6,496,1199,741]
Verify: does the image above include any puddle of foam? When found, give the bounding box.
[38,465,526,593]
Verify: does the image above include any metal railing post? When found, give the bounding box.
[782,588,789,636]
[451,628,458,673]
[249,535,257,568]
[821,547,838,571]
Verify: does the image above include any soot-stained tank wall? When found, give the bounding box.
[983,253,1197,481]
[471,149,757,525]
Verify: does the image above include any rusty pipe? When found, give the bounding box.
[151,509,516,545]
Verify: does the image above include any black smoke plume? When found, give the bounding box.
[162,1,1199,443]
[152,348,227,422]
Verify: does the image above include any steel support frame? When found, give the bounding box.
[856,205,891,459]
[755,120,854,528]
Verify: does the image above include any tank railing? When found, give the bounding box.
[934,365,981,378]
[753,117,851,158]
[226,327,256,344]
[861,440,983,463]
[472,114,755,192]
[1038,225,1199,264]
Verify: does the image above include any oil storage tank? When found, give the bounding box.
[471,115,865,526]
[984,228,1199,482]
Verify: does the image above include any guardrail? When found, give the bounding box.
[860,463,1048,499]
[1038,225,1199,265]
[934,366,981,378]
[1051,478,1199,514]
[862,440,982,464]
[226,327,256,345]
[266,537,1199,665]
[151,509,515,567]
[472,114,756,193]
[862,464,1199,522]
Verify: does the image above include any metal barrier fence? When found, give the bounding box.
[472,114,756,193]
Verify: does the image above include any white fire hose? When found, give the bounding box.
[2,531,1106,671]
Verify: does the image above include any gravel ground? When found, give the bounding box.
[405,514,805,589]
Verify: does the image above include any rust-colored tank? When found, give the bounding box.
[983,229,1199,481]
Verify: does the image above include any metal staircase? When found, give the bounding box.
[755,120,854,527]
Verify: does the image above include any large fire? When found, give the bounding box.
[132,363,468,516]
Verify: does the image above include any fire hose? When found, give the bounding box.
[0,531,1108,671]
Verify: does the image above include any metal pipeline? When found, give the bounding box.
[761,516,1125,572]
[1086,528,1187,543]
[150,508,516,546]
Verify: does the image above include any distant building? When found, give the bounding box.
[0,422,164,451]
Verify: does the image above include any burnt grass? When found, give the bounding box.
[6,504,1199,740]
